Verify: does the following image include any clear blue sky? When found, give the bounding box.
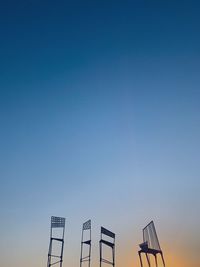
[0,1,200,267]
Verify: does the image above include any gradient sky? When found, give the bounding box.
[0,1,200,267]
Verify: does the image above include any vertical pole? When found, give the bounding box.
[80,227,83,267]
[60,240,64,267]
[47,239,52,267]
[145,253,151,267]
[100,231,102,267]
[89,227,91,267]
[99,241,102,267]
[161,252,166,267]
[47,223,52,267]
[155,255,158,267]
[113,237,115,267]
[112,246,115,267]
[60,225,65,267]
[138,252,143,267]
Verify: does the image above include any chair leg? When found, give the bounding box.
[155,255,158,267]
[161,252,166,267]
[145,253,151,267]
[138,252,143,267]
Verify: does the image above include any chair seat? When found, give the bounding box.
[100,239,114,248]
[139,247,162,256]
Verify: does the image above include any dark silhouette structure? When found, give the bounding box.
[80,220,92,267]
[99,227,115,267]
[138,221,166,267]
[47,216,66,267]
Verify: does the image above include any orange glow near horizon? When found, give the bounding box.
[109,237,196,267]
[118,249,190,267]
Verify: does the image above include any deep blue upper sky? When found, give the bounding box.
[0,1,200,267]
[1,0,199,86]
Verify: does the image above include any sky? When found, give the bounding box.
[0,1,200,267]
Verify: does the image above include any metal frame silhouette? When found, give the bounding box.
[47,216,66,267]
[99,227,115,267]
[80,220,92,267]
[138,221,166,267]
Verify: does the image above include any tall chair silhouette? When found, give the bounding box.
[80,220,92,267]
[99,227,115,267]
[47,216,66,267]
[138,221,166,267]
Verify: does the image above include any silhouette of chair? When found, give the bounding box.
[47,216,66,267]
[80,220,92,267]
[100,227,115,267]
[138,221,166,267]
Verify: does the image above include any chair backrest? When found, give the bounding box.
[51,216,65,228]
[143,221,161,251]
[50,216,65,239]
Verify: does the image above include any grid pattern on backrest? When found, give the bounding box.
[51,216,65,228]
[83,220,91,230]
[143,221,161,251]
